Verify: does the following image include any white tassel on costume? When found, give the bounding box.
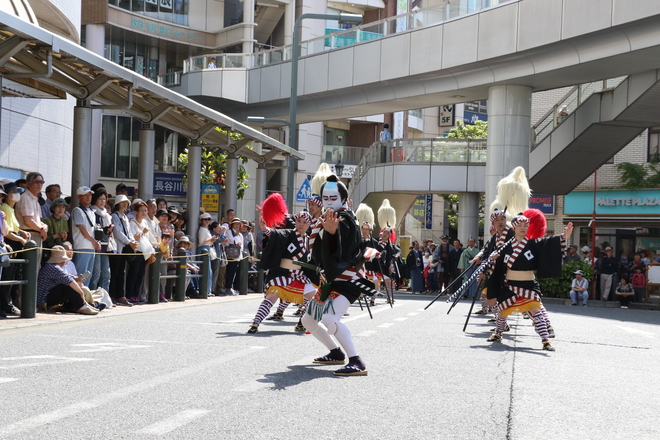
[356,203,375,227]
[377,199,396,230]
[312,163,333,196]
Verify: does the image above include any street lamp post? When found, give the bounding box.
[288,12,362,211]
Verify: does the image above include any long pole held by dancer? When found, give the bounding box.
[376,258,394,308]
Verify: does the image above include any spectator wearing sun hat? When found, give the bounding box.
[197,212,217,296]
[570,270,589,306]
[72,186,100,287]
[224,218,244,295]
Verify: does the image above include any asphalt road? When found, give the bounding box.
[1,294,659,439]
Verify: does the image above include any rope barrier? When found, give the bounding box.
[0,245,257,263]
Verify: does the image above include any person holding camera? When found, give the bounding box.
[89,188,115,292]
[72,186,101,287]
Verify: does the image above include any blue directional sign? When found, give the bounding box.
[296,178,312,202]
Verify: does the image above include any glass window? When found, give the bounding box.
[649,129,660,161]
[116,116,132,179]
[130,119,141,179]
[101,116,117,178]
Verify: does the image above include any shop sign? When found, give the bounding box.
[130,18,202,42]
[412,194,433,229]
[154,172,186,196]
[201,184,220,211]
[529,195,554,215]
[564,189,660,215]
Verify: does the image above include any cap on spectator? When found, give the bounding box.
[46,245,71,264]
[3,182,24,194]
[76,186,94,195]
[231,218,242,225]
[440,235,449,240]
[0,187,6,196]
[199,212,212,220]
[605,246,613,251]
[50,198,69,212]
[574,270,584,275]
[131,198,143,206]
[570,245,578,250]
[114,194,130,207]
[167,207,180,216]
[177,236,191,247]
[156,209,169,218]
[581,246,591,253]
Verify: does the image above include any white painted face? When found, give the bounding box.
[322,182,343,211]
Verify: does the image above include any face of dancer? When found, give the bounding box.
[307,199,322,218]
[361,225,371,239]
[514,222,528,238]
[493,215,507,232]
[322,183,343,211]
[294,216,310,234]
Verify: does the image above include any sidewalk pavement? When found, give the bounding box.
[0,294,261,332]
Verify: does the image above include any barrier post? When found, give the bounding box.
[174,248,187,301]
[199,250,209,299]
[21,240,38,318]
[148,252,161,304]
[239,256,249,295]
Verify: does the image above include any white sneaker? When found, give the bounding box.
[621,306,628,309]
[78,304,99,315]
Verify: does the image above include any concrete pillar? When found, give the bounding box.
[187,141,202,247]
[457,192,479,245]
[255,164,267,219]
[225,153,239,215]
[485,85,532,209]
[242,0,255,54]
[279,160,288,198]
[71,104,93,207]
[138,123,155,201]
[284,0,295,46]
[83,24,105,185]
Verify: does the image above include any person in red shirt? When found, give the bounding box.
[631,266,646,303]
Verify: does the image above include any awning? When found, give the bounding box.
[0,10,303,163]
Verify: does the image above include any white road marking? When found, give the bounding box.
[343,302,401,323]
[407,312,419,316]
[70,343,152,353]
[394,317,407,322]
[0,355,95,370]
[0,346,264,436]
[0,378,18,384]
[356,330,377,337]
[615,325,655,338]
[137,409,211,435]
[378,323,395,328]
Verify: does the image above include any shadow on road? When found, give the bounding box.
[256,364,339,390]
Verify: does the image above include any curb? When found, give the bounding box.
[0,293,261,332]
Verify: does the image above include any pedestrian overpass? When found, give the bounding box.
[348,138,486,231]
[177,0,660,125]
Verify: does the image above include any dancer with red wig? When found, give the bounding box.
[487,210,573,351]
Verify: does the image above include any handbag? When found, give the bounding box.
[225,244,241,261]
[0,242,10,268]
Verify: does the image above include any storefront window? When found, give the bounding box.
[648,129,660,161]
[109,0,188,26]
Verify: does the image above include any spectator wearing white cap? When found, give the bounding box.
[15,172,48,267]
[570,270,589,306]
[72,186,100,287]
[110,194,137,306]
[197,212,217,296]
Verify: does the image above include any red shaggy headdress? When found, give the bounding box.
[523,209,547,239]
[261,193,288,228]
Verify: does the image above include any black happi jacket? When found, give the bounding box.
[360,236,383,274]
[258,228,317,284]
[489,235,565,303]
[312,209,372,303]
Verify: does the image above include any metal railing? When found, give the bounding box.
[350,138,487,193]
[154,71,182,87]
[0,241,38,318]
[182,0,518,73]
[321,145,369,165]
[531,76,627,148]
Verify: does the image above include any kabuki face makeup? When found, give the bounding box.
[322,182,343,211]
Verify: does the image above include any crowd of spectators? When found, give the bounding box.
[0,175,257,319]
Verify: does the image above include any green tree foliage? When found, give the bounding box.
[536,260,594,298]
[178,129,251,200]
[617,153,660,189]
[446,120,488,139]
